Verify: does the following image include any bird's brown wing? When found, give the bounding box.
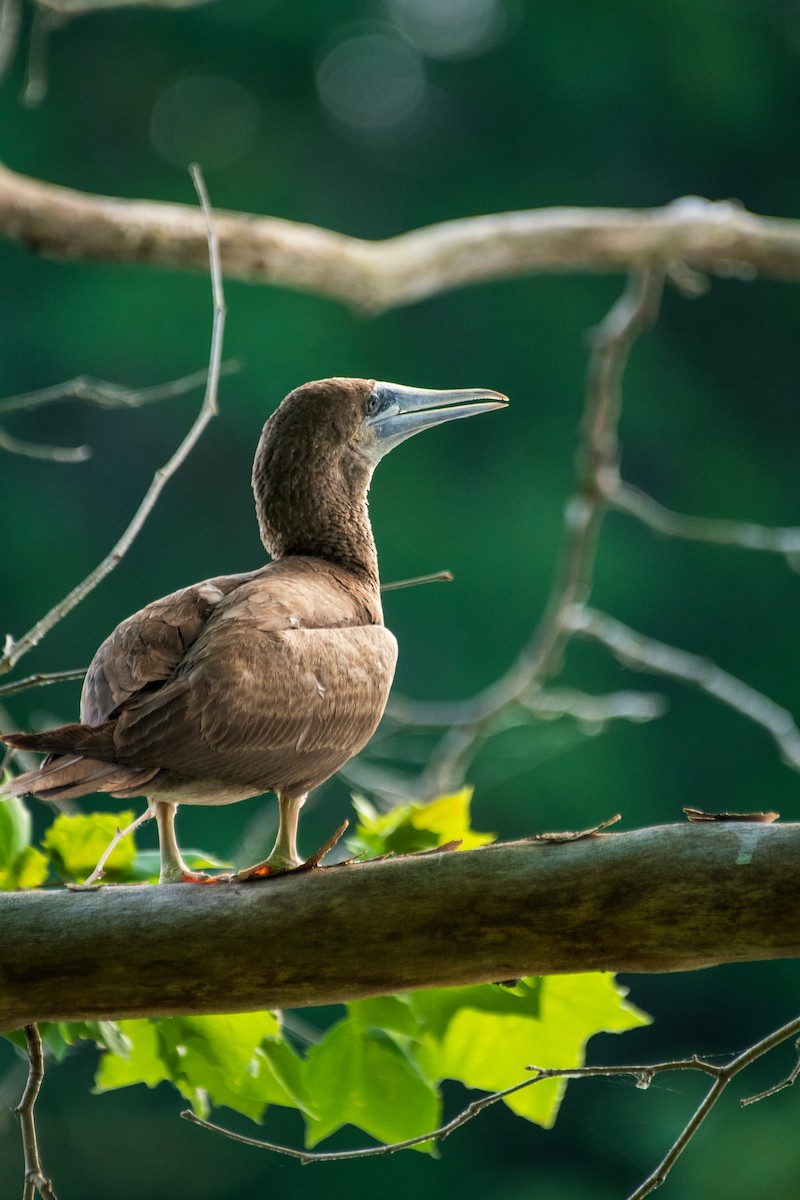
[80,576,257,724]
[113,621,398,800]
[79,559,366,726]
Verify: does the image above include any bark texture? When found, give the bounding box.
[1,822,798,1031]
[3,163,800,312]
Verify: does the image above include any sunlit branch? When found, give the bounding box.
[4,166,800,310]
[570,606,800,771]
[15,1024,57,1200]
[521,687,667,725]
[0,166,226,680]
[610,481,800,563]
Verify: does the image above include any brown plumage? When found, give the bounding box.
[2,378,507,882]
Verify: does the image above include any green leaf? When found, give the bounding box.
[4,1020,128,1061]
[348,787,494,858]
[416,974,650,1130]
[95,1012,309,1124]
[303,1018,440,1150]
[347,994,421,1037]
[409,978,542,1040]
[0,793,32,867]
[0,794,49,889]
[41,810,137,881]
[0,844,49,890]
[94,1019,166,1089]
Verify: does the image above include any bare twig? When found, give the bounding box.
[39,0,217,10]
[740,1037,800,1106]
[0,0,21,84]
[0,362,238,414]
[181,1076,539,1162]
[0,669,86,698]
[15,1024,57,1200]
[622,1015,800,1199]
[610,482,800,563]
[0,424,89,462]
[81,804,153,886]
[569,607,800,771]
[381,570,453,592]
[20,5,63,108]
[521,687,667,725]
[0,166,226,679]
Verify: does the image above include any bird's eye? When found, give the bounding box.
[366,393,381,416]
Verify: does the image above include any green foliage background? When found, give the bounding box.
[2,1,800,1196]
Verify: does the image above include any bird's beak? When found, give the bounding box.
[365,381,509,460]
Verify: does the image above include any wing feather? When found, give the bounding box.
[113,623,397,798]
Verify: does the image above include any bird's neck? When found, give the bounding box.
[253,469,381,588]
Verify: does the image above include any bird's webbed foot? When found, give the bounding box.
[225,819,350,883]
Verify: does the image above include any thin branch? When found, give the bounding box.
[740,1037,800,1106]
[15,1025,57,1200]
[624,1015,800,1199]
[20,5,62,109]
[0,669,85,698]
[4,167,800,309]
[181,1076,541,1163]
[381,570,453,592]
[39,0,218,10]
[570,607,800,772]
[0,362,238,415]
[81,804,153,886]
[180,1014,800,1195]
[0,424,89,462]
[0,0,21,85]
[520,687,667,725]
[610,481,800,563]
[0,166,226,679]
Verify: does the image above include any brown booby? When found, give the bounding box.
[1,378,507,882]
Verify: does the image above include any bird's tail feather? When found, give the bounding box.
[1,724,160,801]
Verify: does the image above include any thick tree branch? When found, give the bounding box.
[1,822,799,1031]
[3,164,800,312]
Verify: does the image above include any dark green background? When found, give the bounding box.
[2,1,800,1196]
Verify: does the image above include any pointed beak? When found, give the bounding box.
[365,381,509,459]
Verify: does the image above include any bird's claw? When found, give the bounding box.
[218,819,351,883]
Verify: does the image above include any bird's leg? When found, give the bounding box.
[155,800,210,883]
[230,797,352,883]
[230,793,306,881]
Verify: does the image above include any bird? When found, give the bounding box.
[1,378,507,883]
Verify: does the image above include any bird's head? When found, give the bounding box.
[253,377,508,572]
